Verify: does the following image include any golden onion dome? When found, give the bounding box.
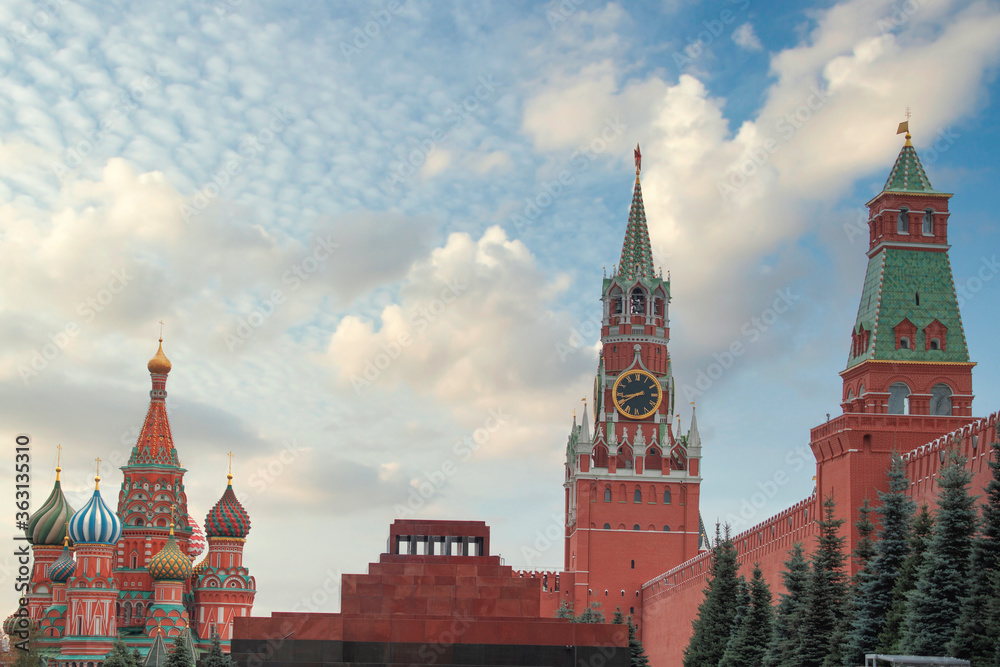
[147,338,172,375]
[148,524,192,581]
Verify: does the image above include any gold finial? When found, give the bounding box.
[897,109,912,146]
[634,143,642,178]
[63,521,70,547]
[56,444,62,480]
[227,451,234,483]
[95,457,101,489]
[159,320,165,339]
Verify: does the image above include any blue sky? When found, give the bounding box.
[1,0,999,616]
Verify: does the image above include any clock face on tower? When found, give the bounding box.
[612,369,662,419]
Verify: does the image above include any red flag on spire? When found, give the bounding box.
[634,143,641,174]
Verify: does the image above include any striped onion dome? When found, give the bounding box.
[205,475,251,539]
[25,468,75,546]
[148,526,193,581]
[49,540,76,583]
[68,476,122,545]
[3,614,16,636]
[186,514,207,559]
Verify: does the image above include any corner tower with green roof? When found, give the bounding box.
[809,126,980,563]
[841,128,975,417]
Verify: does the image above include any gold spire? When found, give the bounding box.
[95,457,101,490]
[63,521,70,547]
[227,451,234,483]
[147,331,172,375]
[56,444,62,480]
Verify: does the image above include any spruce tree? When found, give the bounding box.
[683,524,742,667]
[201,632,234,667]
[164,633,193,667]
[765,542,810,667]
[720,577,750,666]
[627,618,650,667]
[844,454,915,665]
[555,600,575,619]
[104,638,141,667]
[879,505,933,653]
[612,607,625,625]
[902,449,977,657]
[720,563,773,667]
[949,440,1000,664]
[576,602,605,624]
[798,495,848,667]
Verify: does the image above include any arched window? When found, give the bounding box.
[663,488,672,504]
[631,560,635,569]
[663,525,670,532]
[610,287,624,315]
[898,208,909,234]
[630,288,646,315]
[930,338,941,350]
[923,209,934,235]
[888,382,911,415]
[847,389,854,401]
[634,488,642,503]
[604,523,611,530]
[633,524,641,531]
[604,487,612,502]
[900,337,910,350]
[135,518,144,526]
[930,383,953,416]
[131,554,138,569]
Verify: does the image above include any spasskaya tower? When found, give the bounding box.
[560,146,706,635]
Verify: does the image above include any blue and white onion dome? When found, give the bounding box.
[68,474,122,545]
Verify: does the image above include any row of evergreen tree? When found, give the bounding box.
[11,630,233,667]
[684,441,1000,667]
[555,601,650,667]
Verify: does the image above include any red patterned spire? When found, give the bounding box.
[129,338,180,467]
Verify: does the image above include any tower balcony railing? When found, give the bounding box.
[810,412,977,442]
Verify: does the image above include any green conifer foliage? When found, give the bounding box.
[949,440,1000,665]
[720,564,774,667]
[799,496,848,667]
[903,449,977,657]
[765,542,810,667]
[201,633,234,667]
[879,505,933,653]
[844,454,916,665]
[627,618,650,667]
[612,607,625,625]
[683,524,742,667]
[164,634,193,667]
[104,638,141,667]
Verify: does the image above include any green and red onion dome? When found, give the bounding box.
[25,468,75,546]
[204,475,251,539]
[148,525,193,581]
[49,539,76,584]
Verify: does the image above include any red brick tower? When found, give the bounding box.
[810,125,979,555]
[114,338,194,634]
[192,472,255,644]
[562,147,705,633]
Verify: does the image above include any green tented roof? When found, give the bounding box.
[883,141,939,194]
[617,177,656,281]
[846,247,969,368]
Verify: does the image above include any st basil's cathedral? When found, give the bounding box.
[11,340,255,666]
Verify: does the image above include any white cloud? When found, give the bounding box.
[732,22,763,51]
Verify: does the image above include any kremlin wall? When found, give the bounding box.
[8,129,997,667]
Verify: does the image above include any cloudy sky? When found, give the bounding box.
[2,0,999,616]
